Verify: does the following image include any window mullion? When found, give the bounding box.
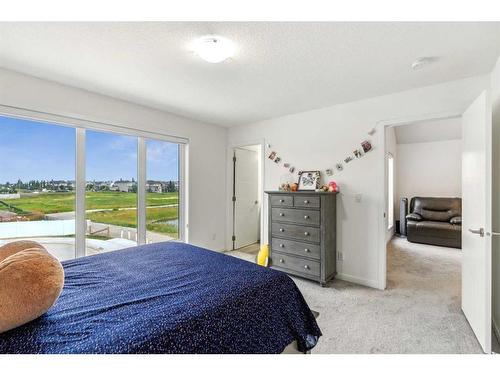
[137,137,147,245]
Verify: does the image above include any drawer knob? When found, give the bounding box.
[279,243,285,248]
[279,213,285,217]
[304,248,310,253]
[304,231,309,236]
[279,258,284,263]
[279,199,284,203]
[304,200,309,204]
[304,265,310,270]
[304,215,309,219]
[280,228,285,232]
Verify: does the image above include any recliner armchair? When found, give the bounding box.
[405,197,462,249]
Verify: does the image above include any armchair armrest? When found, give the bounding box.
[450,216,462,225]
[406,213,422,222]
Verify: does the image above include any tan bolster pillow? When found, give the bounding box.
[0,241,65,333]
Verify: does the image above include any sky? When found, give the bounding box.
[0,115,179,183]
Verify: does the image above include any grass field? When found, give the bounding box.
[2,191,178,214]
[86,206,179,237]
[2,191,179,237]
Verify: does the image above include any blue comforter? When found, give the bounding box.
[0,242,321,353]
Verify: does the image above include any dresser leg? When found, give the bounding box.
[320,281,327,287]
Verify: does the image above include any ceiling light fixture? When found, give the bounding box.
[191,35,235,63]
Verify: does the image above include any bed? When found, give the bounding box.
[0,242,321,354]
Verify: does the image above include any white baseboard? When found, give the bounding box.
[336,273,380,289]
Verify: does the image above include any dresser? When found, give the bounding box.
[266,191,337,286]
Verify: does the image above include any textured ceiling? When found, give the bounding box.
[1,22,500,126]
[394,117,462,144]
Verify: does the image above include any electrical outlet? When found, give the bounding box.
[337,252,344,261]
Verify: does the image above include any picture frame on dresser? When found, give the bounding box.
[297,171,320,191]
[265,191,337,286]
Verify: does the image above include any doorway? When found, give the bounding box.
[378,90,495,353]
[231,144,262,253]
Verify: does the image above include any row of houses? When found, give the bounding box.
[88,180,178,193]
[0,179,178,194]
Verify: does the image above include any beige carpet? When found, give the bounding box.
[230,237,493,353]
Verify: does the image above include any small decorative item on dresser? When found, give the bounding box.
[325,169,333,176]
[268,151,277,160]
[335,163,343,171]
[297,171,320,191]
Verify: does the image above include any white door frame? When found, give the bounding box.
[376,110,462,290]
[226,139,266,251]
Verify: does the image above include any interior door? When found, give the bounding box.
[462,90,492,353]
[233,147,260,250]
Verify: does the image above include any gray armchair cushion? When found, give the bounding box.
[406,213,423,221]
[450,216,462,225]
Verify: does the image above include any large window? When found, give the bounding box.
[85,131,138,255]
[0,116,76,260]
[0,114,185,260]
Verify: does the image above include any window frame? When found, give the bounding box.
[387,152,394,230]
[0,105,188,255]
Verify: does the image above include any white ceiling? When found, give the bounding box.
[1,22,500,127]
[394,117,462,144]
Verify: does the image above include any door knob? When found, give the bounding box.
[279,228,284,232]
[304,215,309,219]
[279,213,284,217]
[304,200,309,204]
[279,243,285,248]
[304,232,309,236]
[468,228,485,237]
[304,265,310,270]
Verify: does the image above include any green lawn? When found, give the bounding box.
[2,191,178,214]
[1,191,179,237]
[86,206,179,237]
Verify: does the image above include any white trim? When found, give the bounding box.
[137,137,147,245]
[0,104,188,144]
[75,128,86,258]
[226,138,266,251]
[336,273,380,289]
[376,110,463,290]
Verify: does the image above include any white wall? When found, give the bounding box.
[0,68,228,251]
[491,56,500,343]
[228,75,489,288]
[395,139,462,218]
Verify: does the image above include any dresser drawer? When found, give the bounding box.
[271,207,320,226]
[294,195,320,208]
[271,223,320,243]
[271,238,320,260]
[271,253,320,277]
[270,195,293,207]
